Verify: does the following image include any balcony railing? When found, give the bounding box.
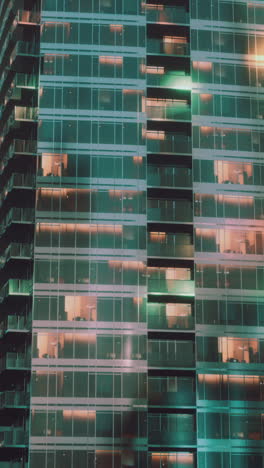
[146,5,189,25]
[0,352,30,371]
[0,140,37,175]
[149,391,196,407]
[10,40,39,60]
[148,279,195,296]
[0,174,35,207]
[0,391,29,408]
[1,106,38,141]
[15,72,38,88]
[148,38,190,56]
[149,430,196,446]
[146,132,191,154]
[148,165,192,188]
[0,427,28,446]
[0,207,35,234]
[148,200,193,223]
[16,10,40,24]
[0,279,33,302]
[148,340,195,368]
[1,242,33,263]
[148,353,194,368]
[148,313,194,330]
[147,72,192,90]
[0,315,30,335]
[148,240,193,258]
[146,102,191,122]
[14,106,38,121]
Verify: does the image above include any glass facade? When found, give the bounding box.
[0,0,263,467]
[192,0,264,467]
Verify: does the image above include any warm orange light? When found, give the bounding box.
[146,66,165,74]
[99,56,123,65]
[164,36,187,44]
[133,156,143,164]
[133,297,143,305]
[193,61,212,71]
[145,130,165,140]
[146,98,187,106]
[200,126,213,134]
[150,232,167,242]
[37,223,123,235]
[151,453,193,465]
[108,260,145,271]
[63,410,96,420]
[200,93,212,101]
[123,89,144,94]
[110,24,123,32]
[145,4,164,10]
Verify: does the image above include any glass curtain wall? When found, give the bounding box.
[30,1,147,467]
[192,0,264,466]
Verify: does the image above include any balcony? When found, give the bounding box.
[146,131,191,154]
[148,241,193,258]
[0,208,35,235]
[0,279,33,303]
[149,391,196,407]
[14,106,37,121]
[0,140,37,175]
[148,38,190,57]
[147,71,192,90]
[149,430,196,446]
[148,412,196,446]
[0,427,28,447]
[148,341,195,368]
[146,5,189,25]
[0,391,29,409]
[0,66,38,105]
[148,278,195,296]
[0,243,33,268]
[148,233,193,258]
[1,106,38,142]
[0,352,30,372]
[10,40,39,61]
[148,312,194,331]
[146,99,191,122]
[16,10,40,24]
[14,72,37,89]
[148,165,192,188]
[148,199,193,223]
[0,315,30,336]
[0,174,35,208]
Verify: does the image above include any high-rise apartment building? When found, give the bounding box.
[0,0,263,467]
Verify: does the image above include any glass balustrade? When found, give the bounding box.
[148,165,192,188]
[0,391,29,407]
[148,339,195,367]
[146,132,191,154]
[1,352,30,370]
[148,302,194,330]
[0,279,33,302]
[148,38,190,56]
[148,199,193,223]
[146,101,191,121]
[1,315,29,332]
[147,72,192,90]
[146,5,189,25]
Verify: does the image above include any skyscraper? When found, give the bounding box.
[0,0,263,467]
